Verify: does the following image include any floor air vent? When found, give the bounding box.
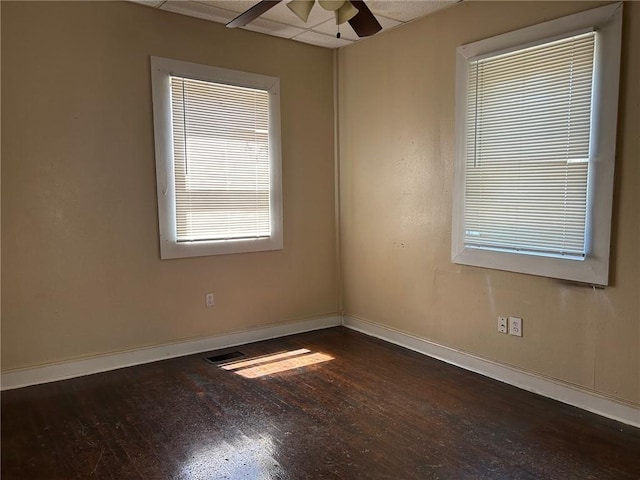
[205,351,245,364]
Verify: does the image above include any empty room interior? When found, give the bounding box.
[1,0,639,478]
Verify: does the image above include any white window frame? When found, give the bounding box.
[151,57,283,259]
[452,3,622,286]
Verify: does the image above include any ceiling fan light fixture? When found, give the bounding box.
[229,0,382,39]
[318,0,345,12]
[287,0,315,22]
[335,0,358,25]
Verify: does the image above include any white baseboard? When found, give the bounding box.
[4,313,638,428]
[343,315,640,428]
[1,315,342,391]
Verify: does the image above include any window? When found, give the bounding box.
[452,4,622,285]
[151,57,283,259]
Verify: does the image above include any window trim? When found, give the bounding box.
[451,3,622,286]
[151,57,283,259]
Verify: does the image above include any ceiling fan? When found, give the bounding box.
[227,0,382,38]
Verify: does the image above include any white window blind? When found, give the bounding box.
[464,32,595,259]
[170,76,271,242]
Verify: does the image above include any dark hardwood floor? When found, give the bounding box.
[2,327,639,479]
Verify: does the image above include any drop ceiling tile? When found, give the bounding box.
[311,17,359,41]
[199,0,263,14]
[241,16,307,39]
[292,30,353,48]
[367,0,457,23]
[161,0,238,23]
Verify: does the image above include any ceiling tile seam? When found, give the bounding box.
[291,30,347,43]
[376,14,407,24]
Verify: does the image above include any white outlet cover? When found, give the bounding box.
[509,316,523,337]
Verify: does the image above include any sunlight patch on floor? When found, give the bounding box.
[221,349,334,378]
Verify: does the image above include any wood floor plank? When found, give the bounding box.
[2,327,639,479]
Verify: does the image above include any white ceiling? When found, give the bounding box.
[130,0,459,48]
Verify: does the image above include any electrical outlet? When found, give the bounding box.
[497,317,508,334]
[205,293,215,307]
[509,316,522,337]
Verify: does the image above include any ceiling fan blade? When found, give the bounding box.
[348,0,382,37]
[227,0,283,28]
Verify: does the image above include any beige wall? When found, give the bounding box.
[1,1,337,369]
[338,1,639,406]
